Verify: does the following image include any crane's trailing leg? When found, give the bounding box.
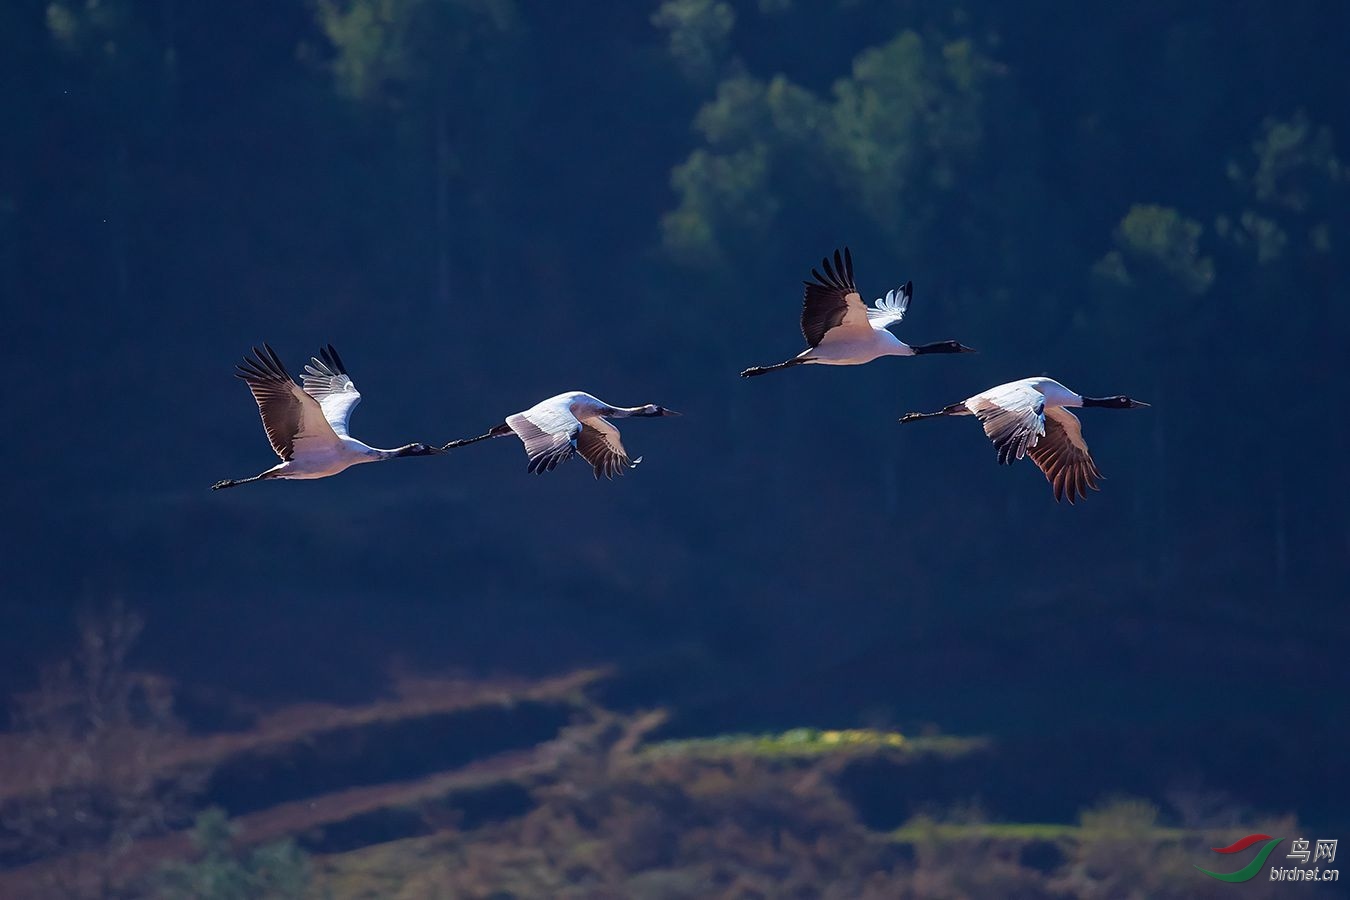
[211,473,269,490]
[740,359,808,378]
[442,422,513,451]
[899,403,968,424]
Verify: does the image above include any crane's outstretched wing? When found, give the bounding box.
[235,345,341,461]
[968,382,1047,465]
[1027,407,1102,503]
[507,407,580,474]
[801,247,873,347]
[577,418,641,479]
[866,281,911,330]
[302,344,362,437]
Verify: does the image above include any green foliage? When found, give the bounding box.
[662,28,1008,264]
[643,726,985,761]
[46,0,153,69]
[1077,794,1162,835]
[830,34,990,208]
[155,808,312,900]
[1095,204,1214,296]
[318,0,517,103]
[1244,111,1343,214]
[652,0,735,87]
[1219,112,1345,265]
[1215,209,1287,264]
[664,145,778,265]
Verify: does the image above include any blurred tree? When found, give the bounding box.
[1217,111,1346,301]
[652,0,736,88]
[1214,113,1347,599]
[317,0,520,309]
[43,0,178,303]
[1093,204,1214,298]
[662,30,1007,264]
[1089,204,1215,598]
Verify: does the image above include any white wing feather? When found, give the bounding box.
[302,348,362,437]
[866,284,911,329]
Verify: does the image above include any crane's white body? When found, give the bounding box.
[520,391,621,430]
[255,436,393,481]
[960,377,1084,416]
[795,317,913,366]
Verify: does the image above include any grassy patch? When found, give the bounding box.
[641,727,987,760]
[890,820,1191,843]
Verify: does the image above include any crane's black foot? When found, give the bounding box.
[211,479,237,491]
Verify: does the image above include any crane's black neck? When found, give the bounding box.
[391,442,442,457]
[1081,395,1126,408]
[911,340,973,355]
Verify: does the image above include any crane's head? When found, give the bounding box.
[1082,395,1150,409]
[637,404,682,417]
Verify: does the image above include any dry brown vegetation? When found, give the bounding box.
[0,612,1331,899]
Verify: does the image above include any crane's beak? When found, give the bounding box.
[957,343,978,353]
[660,408,683,417]
[1129,400,1151,409]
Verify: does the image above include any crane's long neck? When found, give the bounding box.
[910,340,972,355]
[345,439,435,460]
[610,405,668,418]
[337,437,396,460]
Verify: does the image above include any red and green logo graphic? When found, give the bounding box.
[1195,834,1283,882]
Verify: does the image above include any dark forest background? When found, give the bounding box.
[3,0,1349,837]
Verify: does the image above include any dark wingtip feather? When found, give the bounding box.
[261,344,289,381]
[325,343,347,374]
